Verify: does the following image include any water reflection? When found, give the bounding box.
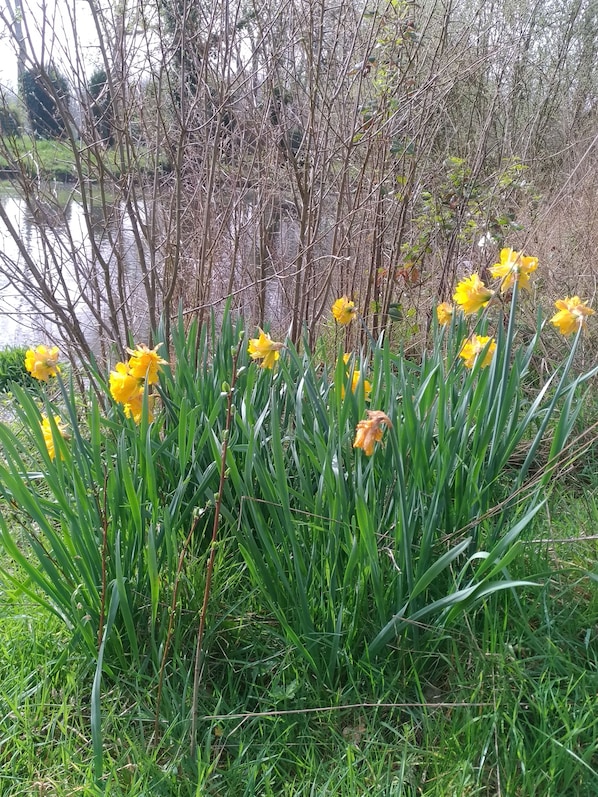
[0,185,149,354]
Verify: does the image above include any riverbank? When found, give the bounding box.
[0,137,77,182]
[0,136,172,183]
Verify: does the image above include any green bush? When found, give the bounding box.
[0,286,595,678]
[0,267,595,774]
[0,347,36,392]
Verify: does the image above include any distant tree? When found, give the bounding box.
[88,67,114,145]
[22,65,69,139]
[0,104,20,136]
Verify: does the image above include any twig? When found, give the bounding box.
[190,336,243,753]
[201,700,493,722]
[153,510,203,741]
[97,470,109,651]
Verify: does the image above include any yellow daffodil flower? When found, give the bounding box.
[353,410,392,456]
[41,415,67,460]
[453,274,494,315]
[124,390,154,425]
[436,302,454,326]
[550,296,595,336]
[459,335,497,369]
[342,370,372,400]
[109,361,140,404]
[248,329,283,369]
[25,345,60,382]
[489,248,538,293]
[332,296,357,325]
[351,370,372,399]
[341,353,371,400]
[127,343,168,384]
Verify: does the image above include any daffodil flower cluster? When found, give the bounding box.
[251,270,594,461]
[23,347,68,458]
[25,345,60,382]
[109,343,167,423]
[435,248,594,371]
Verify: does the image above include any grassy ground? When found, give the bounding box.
[0,482,596,796]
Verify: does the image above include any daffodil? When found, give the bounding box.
[353,410,392,456]
[248,329,283,369]
[25,345,60,382]
[453,274,494,315]
[459,335,497,369]
[436,302,454,326]
[127,343,167,384]
[41,415,67,460]
[332,296,357,325]
[124,390,154,425]
[550,296,595,336]
[344,371,372,400]
[351,370,372,399]
[109,361,140,404]
[489,248,538,293]
[341,354,372,399]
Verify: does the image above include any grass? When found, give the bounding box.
[0,137,78,182]
[0,483,596,796]
[0,136,170,183]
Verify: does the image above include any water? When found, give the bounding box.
[0,184,149,354]
[0,182,308,356]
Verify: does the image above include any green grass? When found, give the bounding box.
[1,485,596,795]
[0,135,170,183]
[0,137,77,182]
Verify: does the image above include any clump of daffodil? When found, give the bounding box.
[127,343,168,383]
[25,345,60,382]
[41,415,68,460]
[109,361,141,405]
[248,329,283,369]
[436,302,454,326]
[332,296,357,325]
[453,274,494,315]
[341,353,372,400]
[109,342,166,423]
[353,410,392,456]
[459,335,497,369]
[550,296,595,336]
[489,248,538,293]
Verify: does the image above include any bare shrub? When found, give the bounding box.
[0,0,596,360]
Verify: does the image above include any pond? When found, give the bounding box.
[0,183,149,354]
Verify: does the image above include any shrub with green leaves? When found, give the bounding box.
[0,346,36,392]
[0,252,595,701]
